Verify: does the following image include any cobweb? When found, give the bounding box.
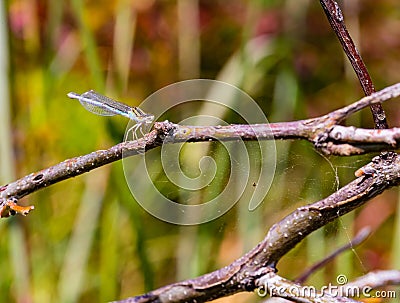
[268,141,371,280]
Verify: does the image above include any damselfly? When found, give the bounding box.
[67,90,154,139]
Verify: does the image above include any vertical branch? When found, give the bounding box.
[319,0,388,129]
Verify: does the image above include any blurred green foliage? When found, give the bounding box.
[1,0,400,302]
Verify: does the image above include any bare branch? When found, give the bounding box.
[257,272,360,303]
[0,125,160,207]
[344,270,400,290]
[261,270,400,303]
[259,270,400,303]
[2,83,400,213]
[113,152,400,303]
[319,0,388,129]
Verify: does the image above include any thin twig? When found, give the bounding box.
[296,227,371,284]
[319,0,388,129]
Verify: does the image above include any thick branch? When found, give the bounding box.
[0,126,159,202]
[113,152,400,303]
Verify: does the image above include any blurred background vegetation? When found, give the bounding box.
[0,0,400,302]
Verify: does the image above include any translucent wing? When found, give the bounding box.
[68,90,130,117]
[67,90,153,124]
[84,90,133,114]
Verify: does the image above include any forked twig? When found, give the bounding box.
[1,83,400,216]
[1,82,400,215]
